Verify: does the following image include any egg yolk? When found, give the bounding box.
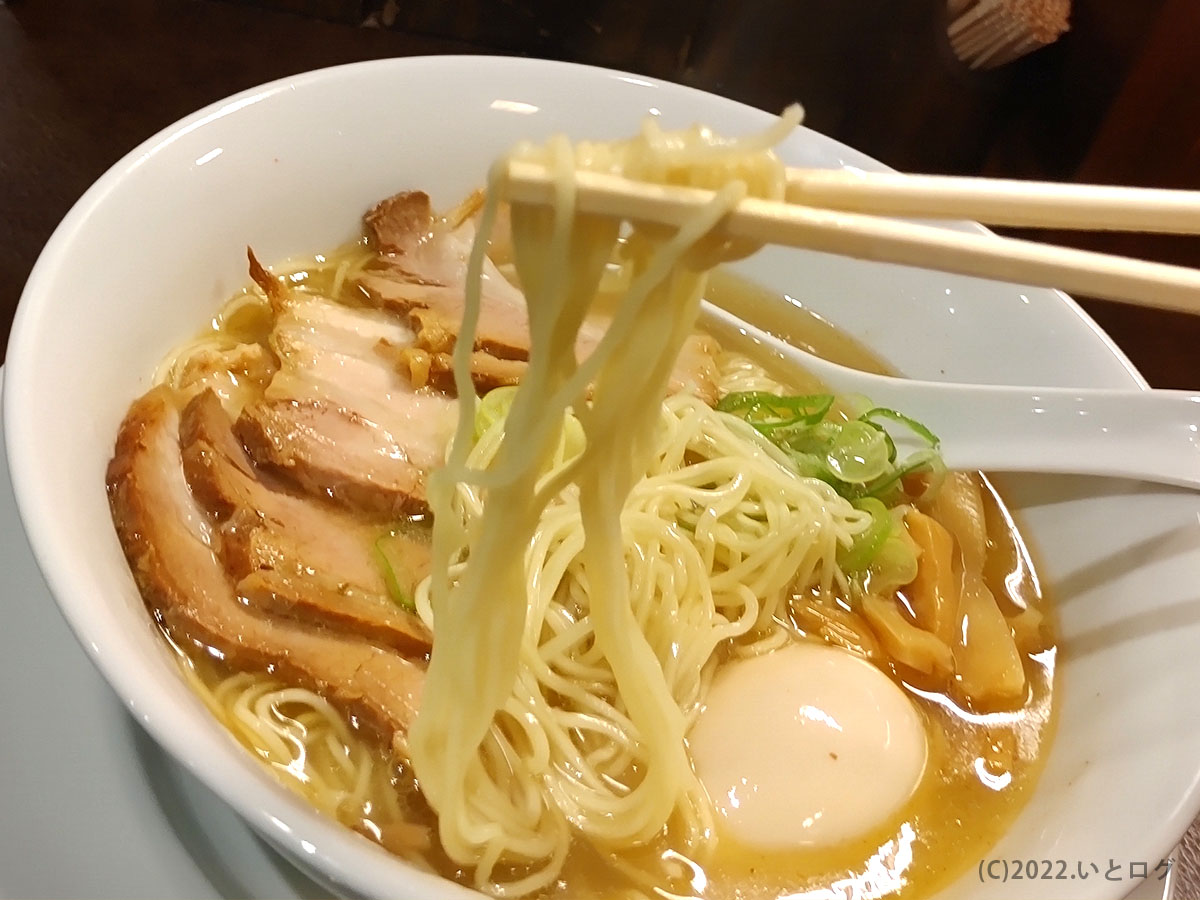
[688,642,927,851]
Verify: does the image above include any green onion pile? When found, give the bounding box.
[716,391,945,588]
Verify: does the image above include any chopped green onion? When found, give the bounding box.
[372,532,420,611]
[838,497,892,572]
[716,389,946,508]
[859,417,898,463]
[860,407,940,448]
[862,448,944,503]
[862,513,920,595]
[475,385,519,440]
[475,384,585,470]
[716,391,834,434]
[825,420,891,484]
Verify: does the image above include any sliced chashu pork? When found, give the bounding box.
[394,348,525,395]
[180,389,430,657]
[357,190,722,403]
[175,342,278,415]
[238,291,456,516]
[106,386,424,749]
[359,191,531,361]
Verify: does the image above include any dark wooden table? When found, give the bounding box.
[0,0,478,367]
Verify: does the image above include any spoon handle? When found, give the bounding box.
[701,304,1200,489]
[844,380,1200,488]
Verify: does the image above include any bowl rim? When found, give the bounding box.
[2,54,1180,900]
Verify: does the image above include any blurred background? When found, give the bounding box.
[1,0,1198,382]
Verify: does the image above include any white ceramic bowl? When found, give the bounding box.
[6,57,1200,900]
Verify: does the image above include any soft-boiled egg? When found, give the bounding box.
[688,641,927,851]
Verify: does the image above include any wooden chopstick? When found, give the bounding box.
[784,169,1200,234]
[501,161,1200,315]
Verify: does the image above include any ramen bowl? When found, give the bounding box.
[6,56,1200,899]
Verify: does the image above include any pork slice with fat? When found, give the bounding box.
[180,389,431,657]
[242,293,456,515]
[106,386,425,749]
[359,191,723,402]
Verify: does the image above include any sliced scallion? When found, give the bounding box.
[837,497,893,572]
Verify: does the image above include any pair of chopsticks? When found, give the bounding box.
[501,160,1200,315]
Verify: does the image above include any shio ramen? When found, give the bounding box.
[106,111,1055,899]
